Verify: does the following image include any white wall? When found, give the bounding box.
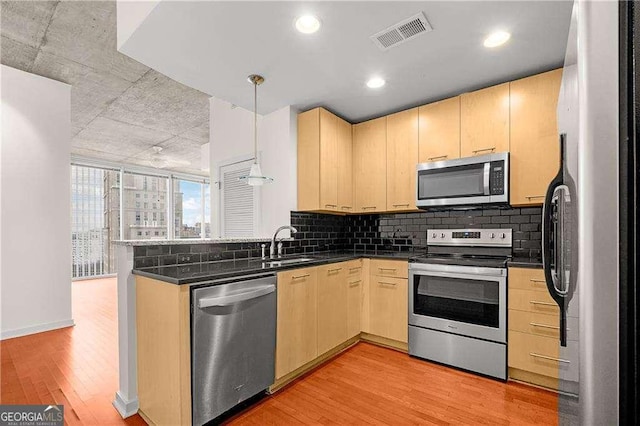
[0,65,74,339]
[209,97,297,238]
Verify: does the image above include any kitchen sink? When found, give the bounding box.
[264,257,315,267]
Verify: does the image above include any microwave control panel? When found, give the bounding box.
[489,161,506,195]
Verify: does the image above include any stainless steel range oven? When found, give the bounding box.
[408,229,511,380]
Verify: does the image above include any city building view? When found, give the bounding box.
[71,165,209,278]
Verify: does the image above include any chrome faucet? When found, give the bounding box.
[270,225,297,258]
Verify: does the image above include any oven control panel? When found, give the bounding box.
[427,228,512,247]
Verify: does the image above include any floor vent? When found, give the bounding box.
[370,12,433,51]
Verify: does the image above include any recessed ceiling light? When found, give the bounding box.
[483,31,511,48]
[366,77,386,89]
[295,15,321,34]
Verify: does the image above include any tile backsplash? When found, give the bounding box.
[345,206,542,259]
[133,207,542,268]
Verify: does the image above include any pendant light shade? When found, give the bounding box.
[239,74,273,186]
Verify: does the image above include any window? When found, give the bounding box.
[71,165,119,278]
[136,193,140,198]
[135,212,141,224]
[152,212,157,221]
[220,160,256,237]
[136,202,140,208]
[137,231,142,236]
[153,202,157,209]
[173,178,205,239]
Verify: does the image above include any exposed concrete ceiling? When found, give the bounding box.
[1,0,210,176]
[119,1,572,122]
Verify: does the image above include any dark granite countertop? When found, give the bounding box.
[507,258,543,269]
[132,250,422,285]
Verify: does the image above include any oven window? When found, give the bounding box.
[418,163,485,199]
[413,275,500,328]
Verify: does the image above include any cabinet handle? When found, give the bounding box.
[529,301,556,307]
[472,147,496,154]
[291,274,310,279]
[427,155,448,161]
[530,322,560,330]
[349,280,362,286]
[378,267,397,271]
[341,206,352,210]
[362,206,377,210]
[393,203,410,207]
[328,267,342,273]
[325,204,337,208]
[525,195,545,199]
[349,267,362,271]
[530,353,570,364]
[379,281,397,286]
[530,279,546,283]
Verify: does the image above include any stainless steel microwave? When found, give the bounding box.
[416,152,509,208]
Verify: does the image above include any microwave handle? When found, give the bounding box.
[483,162,491,195]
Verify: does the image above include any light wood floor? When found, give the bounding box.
[0,277,145,425]
[228,343,558,425]
[1,277,558,425]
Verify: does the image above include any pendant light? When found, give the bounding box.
[239,74,273,186]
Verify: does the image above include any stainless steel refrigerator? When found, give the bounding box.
[545,0,621,424]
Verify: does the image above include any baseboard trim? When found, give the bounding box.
[113,391,140,419]
[360,333,408,352]
[1,319,75,340]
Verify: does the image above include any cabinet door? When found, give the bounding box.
[386,108,419,211]
[336,117,354,212]
[353,117,387,213]
[461,83,510,157]
[297,109,321,211]
[276,268,318,379]
[319,109,338,211]
[509,69,562,206]
[368,276,408,343]
[418,96,461,163]
[317,263,348,355]
[345,260,363,339]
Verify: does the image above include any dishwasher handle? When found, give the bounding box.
[197,284,275,308]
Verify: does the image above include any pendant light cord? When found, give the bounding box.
[254,81,258,164]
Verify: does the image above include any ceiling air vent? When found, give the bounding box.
[370,12,433,51]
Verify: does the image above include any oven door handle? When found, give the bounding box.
[409,265,506,278]
[410,270,506,281]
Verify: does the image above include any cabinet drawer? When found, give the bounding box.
[508,267,547,291]
[508,331,577,380]
[370,259,408,279]
[509,310,560,339]
[509,288,558,314]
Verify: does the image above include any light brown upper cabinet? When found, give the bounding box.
[461,83,510,157]
[336,118,354,212]
[386,108,419,211]
[297,108,352,212]
[353,117,387,213]
[418,96,461,163]
[509,69,562,206]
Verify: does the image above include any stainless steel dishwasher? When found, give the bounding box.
[191,275,276,426]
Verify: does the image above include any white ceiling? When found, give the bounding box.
[120,1,573,123]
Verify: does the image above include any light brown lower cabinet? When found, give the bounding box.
[275,267,319,379]
[136,276,191,426]
[508,267,562,390]
[273,258,408,391]
[317,263,348,355]
[368,276,408,344]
